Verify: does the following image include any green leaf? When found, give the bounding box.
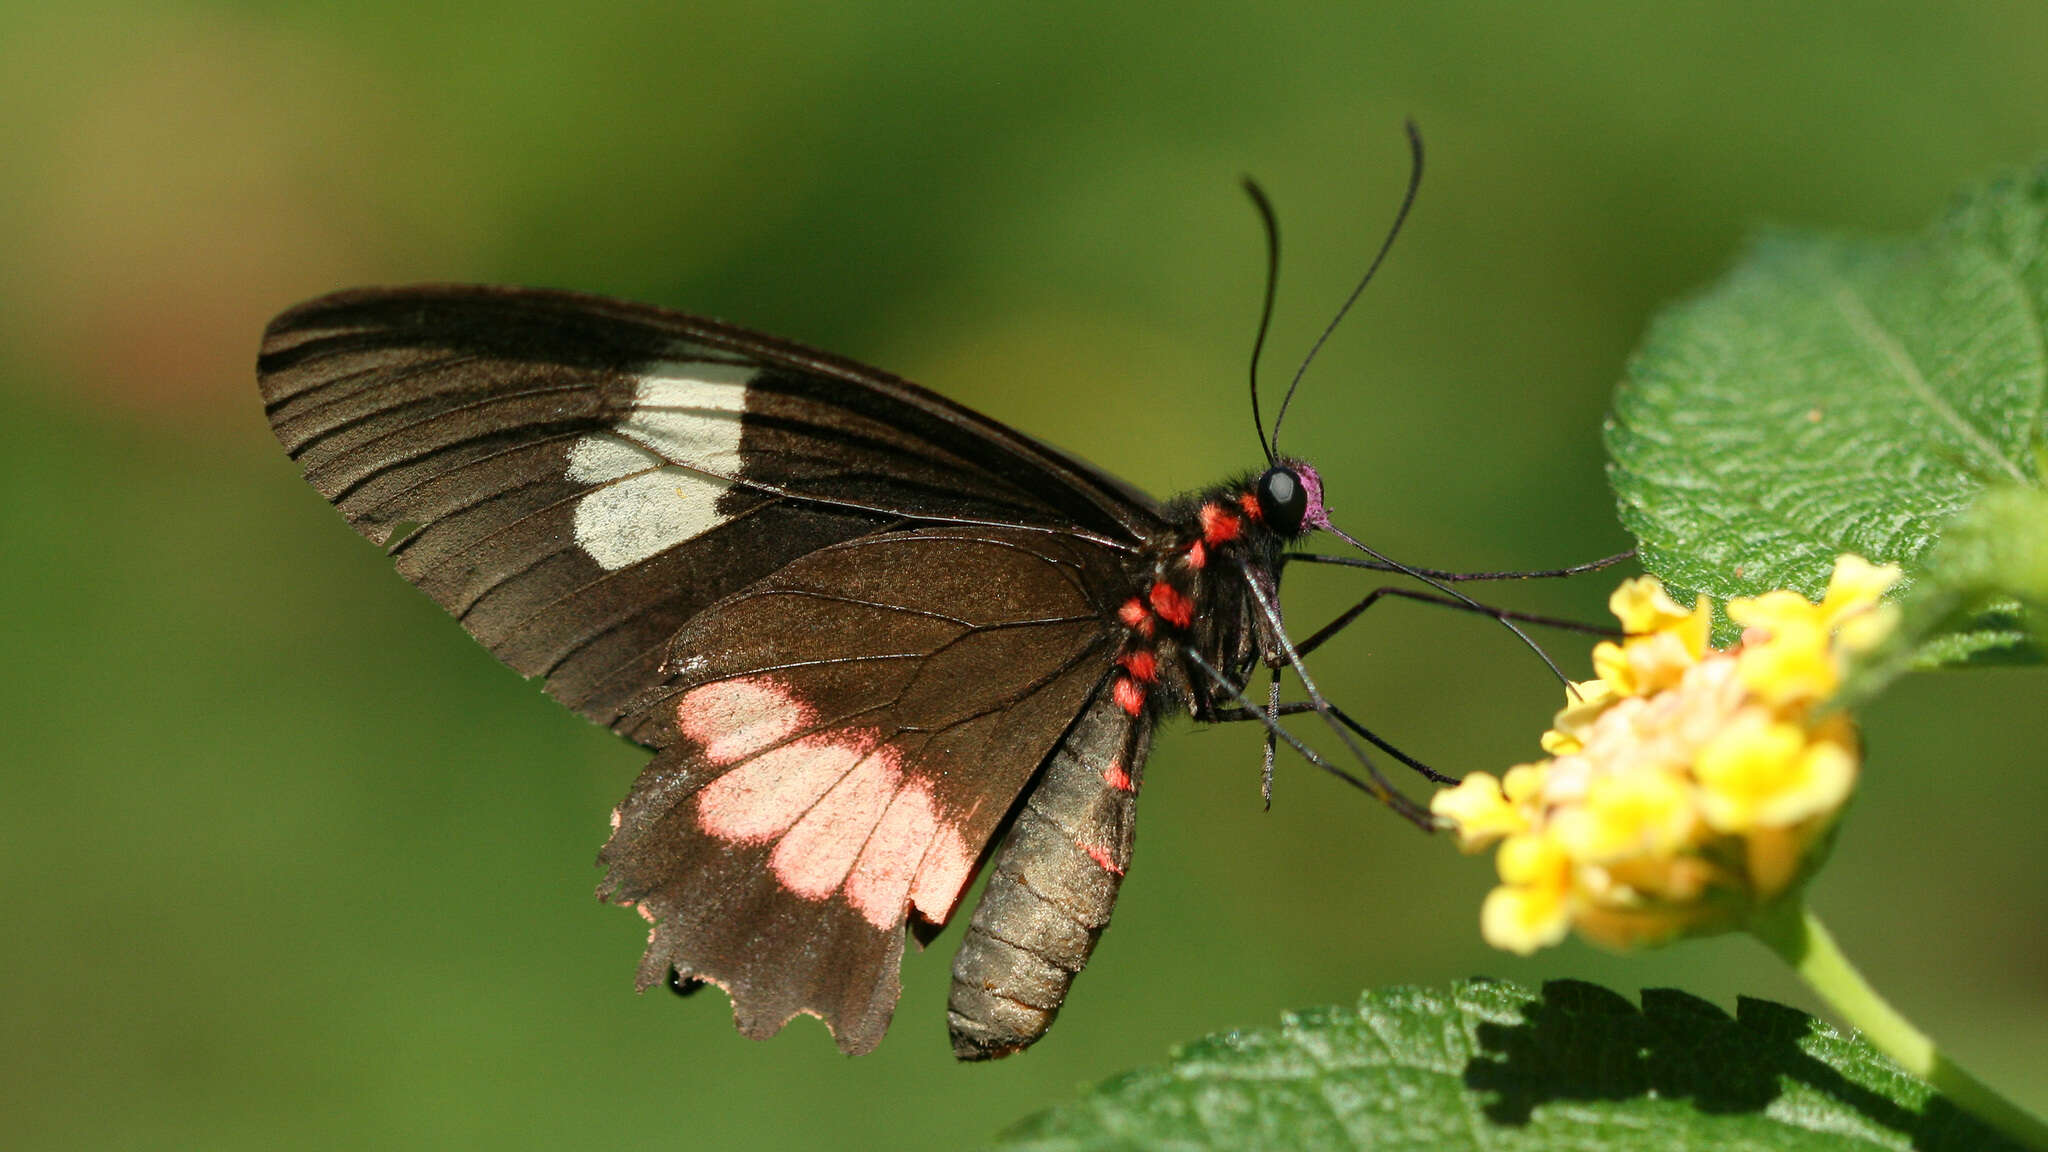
[1605,163,2048,662]
[992,979,2019,1151]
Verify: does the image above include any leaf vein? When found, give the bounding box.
[1829,279,2027,483]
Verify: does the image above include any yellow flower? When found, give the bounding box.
[1590,578,1712,697]
[1435,555,1900,955]
[1727,555,1902,705]
[1540,679,1618,755]
[1551,767,1697,863]
[1694,709,1857,833]
[1480,834,1574,954]
[1609,576,1712,655]
[1824,555,1905,653]
[1432,772,1527,852]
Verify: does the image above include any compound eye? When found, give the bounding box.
[1255,466,1308,534]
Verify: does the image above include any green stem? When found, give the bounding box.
[1750,900,2048,1151]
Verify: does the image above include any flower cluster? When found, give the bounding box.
[1433,556,1901,954]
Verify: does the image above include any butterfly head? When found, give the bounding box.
[1254,461,1326,537]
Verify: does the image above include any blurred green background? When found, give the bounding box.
[4,3,2043,1148]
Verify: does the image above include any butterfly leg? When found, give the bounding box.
[1185,650,1436,826]
[1292,585,1615,661]
[1212,699,1459,785]
[1259,670,1280,809]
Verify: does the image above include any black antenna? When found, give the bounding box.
[1270,120,1425,455]
[1242,177,1283,466]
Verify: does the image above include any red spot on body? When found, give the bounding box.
[1148,581,1193,629]
[1200,503,1242,545]
[1238,491,1264,522]
[1185,539,1207,569]
[1082,842,1125,875]
[1113,675,1145,715]
[1102,757,1133,792]
[1119,649,1157,682]
[1117,596,1153,636]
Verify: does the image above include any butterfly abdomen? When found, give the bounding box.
[947,684,1152,1059]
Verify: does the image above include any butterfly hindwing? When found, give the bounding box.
[597,526,1130,1053]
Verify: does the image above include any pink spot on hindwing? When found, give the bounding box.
[694,736,871,842]
[1102,757,1133,793]
[845,783,940,928]
[676,679,983,930]
[769,748,899,899]
[677,678,814,765]
[908,823,975,924]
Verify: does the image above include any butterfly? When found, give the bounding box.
[256,129,1545,1059]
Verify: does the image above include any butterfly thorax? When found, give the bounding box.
[1111,462,1323,723]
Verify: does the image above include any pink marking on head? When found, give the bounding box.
[1185,539,1207,569]
[1295,462,1328,530]
[1112,675,1145,716]
[908,822,975,924]
[1102,757,1133,793]
[769,747,901,899]
[676,678,814,766]
[693,734,872,842]
[1082,842,1125,875]
[844,783,941,929]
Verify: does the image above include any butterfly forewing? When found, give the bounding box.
[258,286,1163,741]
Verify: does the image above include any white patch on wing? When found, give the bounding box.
[564,361,757,570]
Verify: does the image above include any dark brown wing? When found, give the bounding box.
[257,285,1166,742]
[595,526,1141,1054]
